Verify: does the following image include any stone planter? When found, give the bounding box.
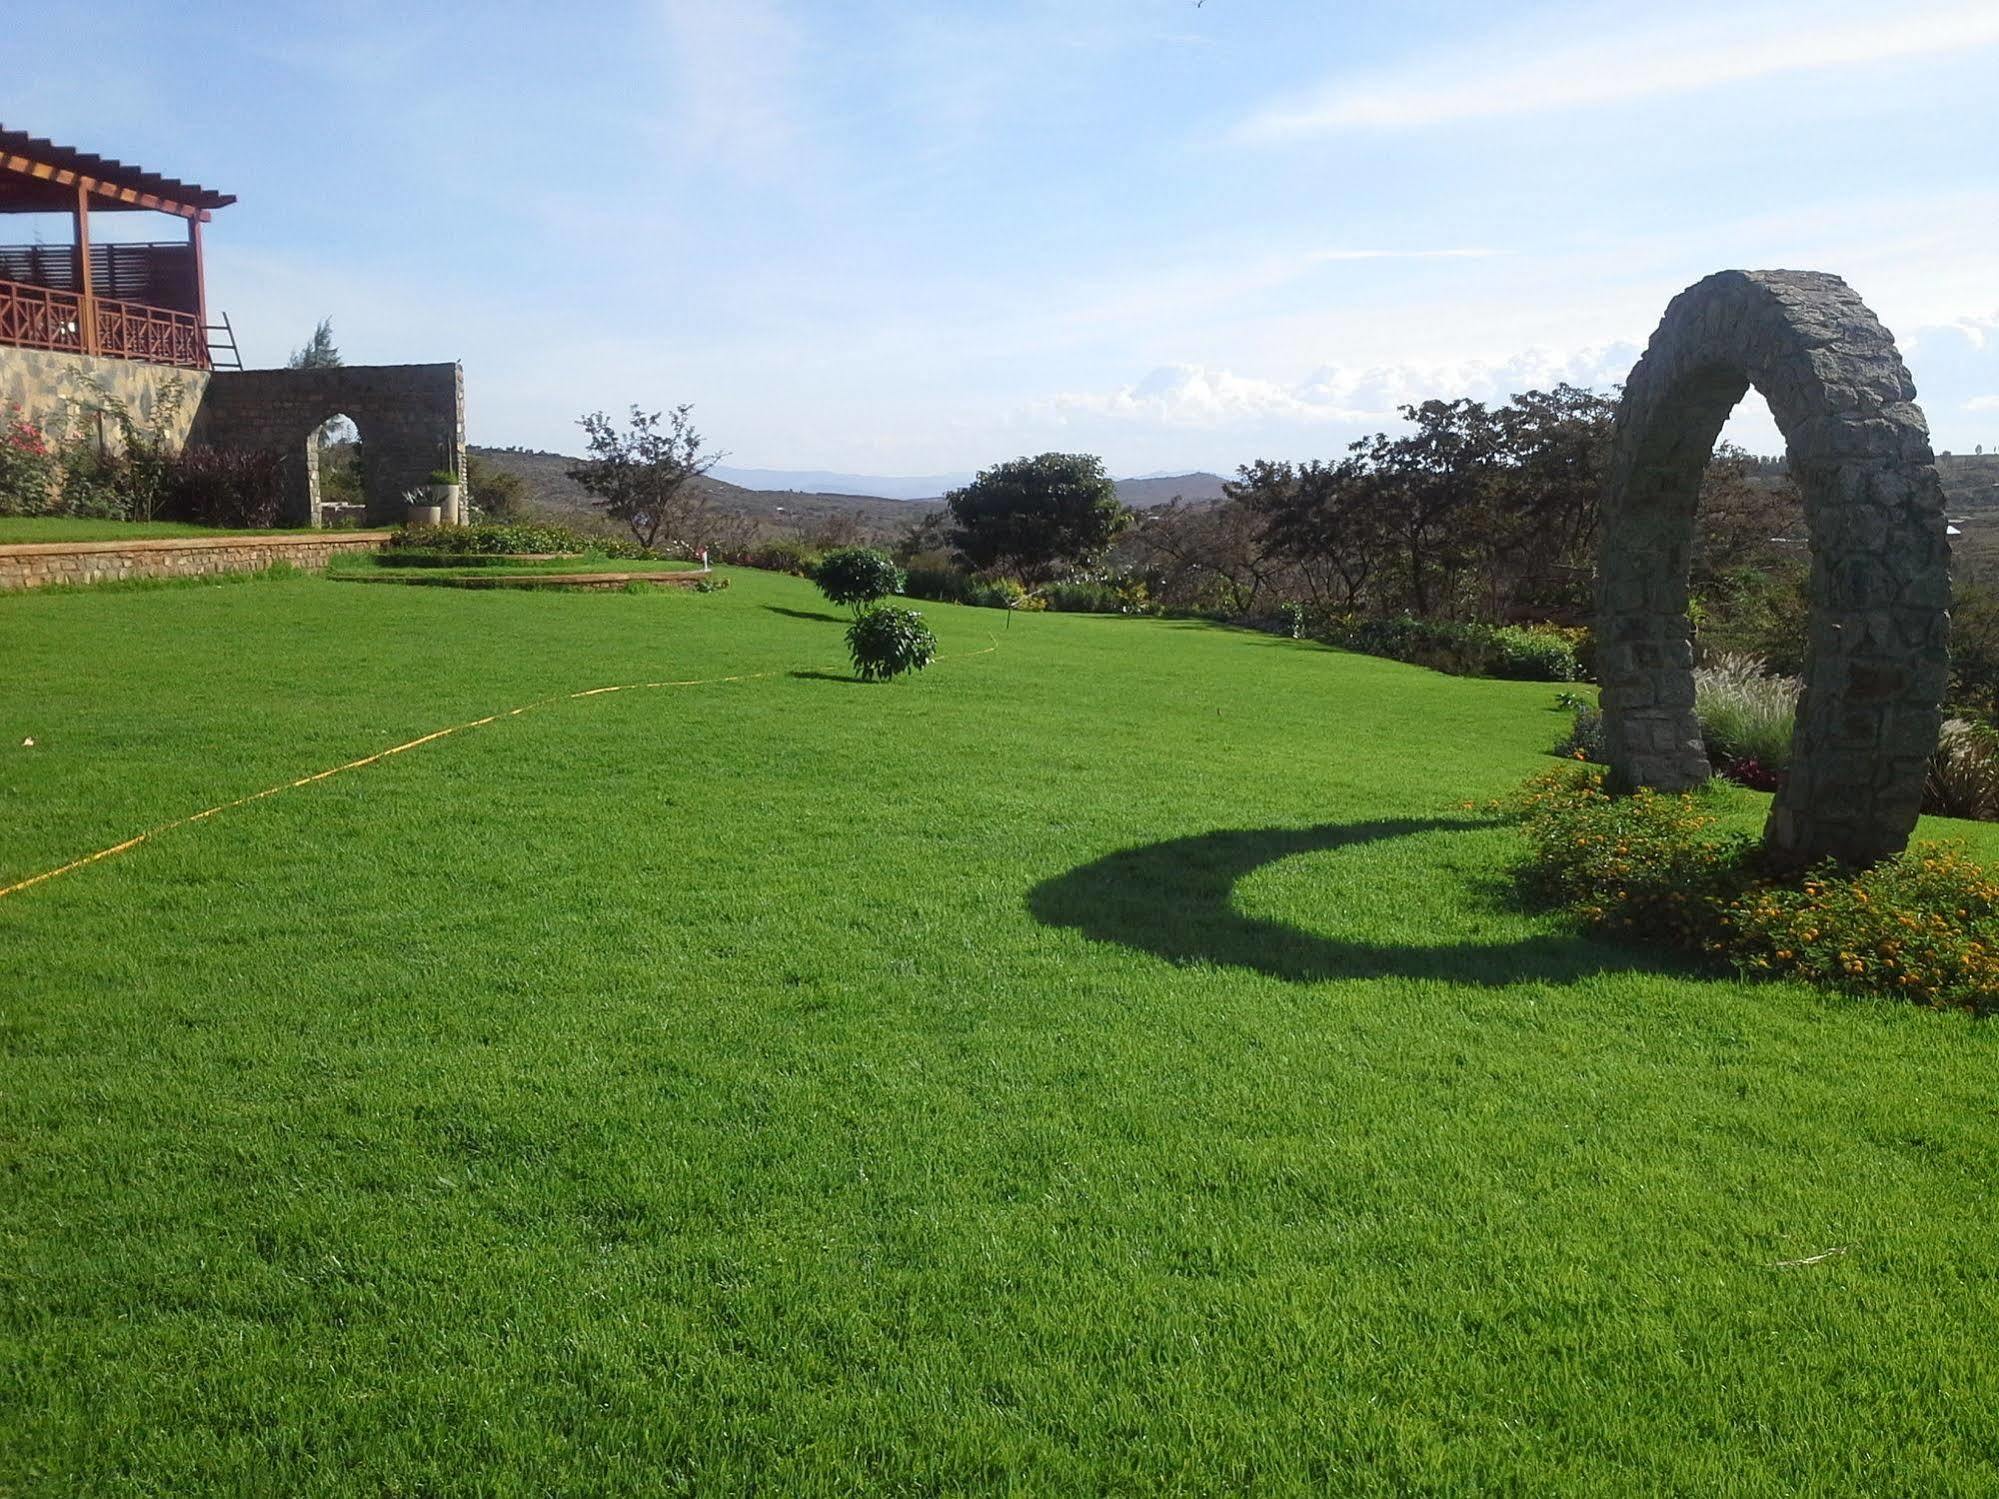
[407,503,442,528]
[430,483,463,526]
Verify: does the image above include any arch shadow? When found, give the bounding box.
[1026,818,1671,987]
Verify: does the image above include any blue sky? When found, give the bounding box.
[17,0,1999,476]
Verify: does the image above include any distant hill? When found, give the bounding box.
[469,447,941,541]
[1114,472,1229,508]
[707,465,1231,508]
[471,448,1231,537]
[1941,453,1999,516]
[711,466,970,501]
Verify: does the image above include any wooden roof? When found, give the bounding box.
[0,126,235,220]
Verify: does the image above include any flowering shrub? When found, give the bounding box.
[1509,765,1999,1013]
[1728,845,1999,1009]
[1721,756,1781,791]
[0,403,58,515]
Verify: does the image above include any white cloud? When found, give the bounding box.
[1038,345,1643,432]
[653,0,806,169]
[1236,1,1999,138]
[1968,396,1999,413]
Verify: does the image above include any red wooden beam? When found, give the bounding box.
[0,152,209,220]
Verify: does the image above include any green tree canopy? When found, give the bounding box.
[287,318,342,369]
[945,452,1128,583]
[567,404,720,551]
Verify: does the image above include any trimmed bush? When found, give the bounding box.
[1510,765,1999,1013]
[970,577,1046,612]
[1304,612,1582,682]
[738,538,822,576]
[903,565,976,605]
[1490,624,1587,682]
[846,605,938,681]
[383,522,633,556]
[1039,576,1152,614]
[814,547,904,610]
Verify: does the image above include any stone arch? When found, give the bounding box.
[191,363,465,528]
[1597,270,1950,867]
[295,410,368,527]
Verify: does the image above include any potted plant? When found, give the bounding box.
[403,485,441,528]
[427,467,464,525]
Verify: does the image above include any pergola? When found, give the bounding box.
[0,126,234,370]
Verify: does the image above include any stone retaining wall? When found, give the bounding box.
[0,531,390,592]
[0,346,208,451]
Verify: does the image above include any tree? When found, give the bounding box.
[1231,456,1389,610]
[464,451,535,522]
[289,319,355,454]
[1483,383,1616,619]
[287,318,342,369]
[945,452,1129,583]
[1128,497,1280,614]
[567,404,720,551]
[815,547,904,611]
[1351,398,1501,619]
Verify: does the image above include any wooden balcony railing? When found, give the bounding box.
[0,275,209,369]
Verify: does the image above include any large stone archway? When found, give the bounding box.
[1597,270,1950,867]
[191,363,464,527]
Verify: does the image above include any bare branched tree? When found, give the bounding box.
[568,404,722,552]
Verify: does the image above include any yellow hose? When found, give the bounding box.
[2,642,996,903]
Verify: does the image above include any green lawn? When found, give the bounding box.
[0,517,324,545]
[328,552,701,581]
[3,569,1997,1494]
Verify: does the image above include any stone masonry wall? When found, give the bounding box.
[0,531,390,592]
[0,346,208,450]
[192,364,464,527]
[1597,269,1950,868]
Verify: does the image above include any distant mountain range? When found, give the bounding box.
[709,467,969,501]
[709,464,1229,508]
[472,449,1231,538]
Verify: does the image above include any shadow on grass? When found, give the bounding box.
[790,669,863,685]
[1027,817,1669,986]
[764,605,846,623]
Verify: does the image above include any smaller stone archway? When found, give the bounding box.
[191,362,464,527]
[1597,270,1949,867]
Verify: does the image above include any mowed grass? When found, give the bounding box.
[2,570,1997,1495]
[0,518,322,544]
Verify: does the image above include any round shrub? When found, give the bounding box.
[846,605,937,682]
[815,547,904,609]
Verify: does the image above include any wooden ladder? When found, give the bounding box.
[204,311,243,370]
